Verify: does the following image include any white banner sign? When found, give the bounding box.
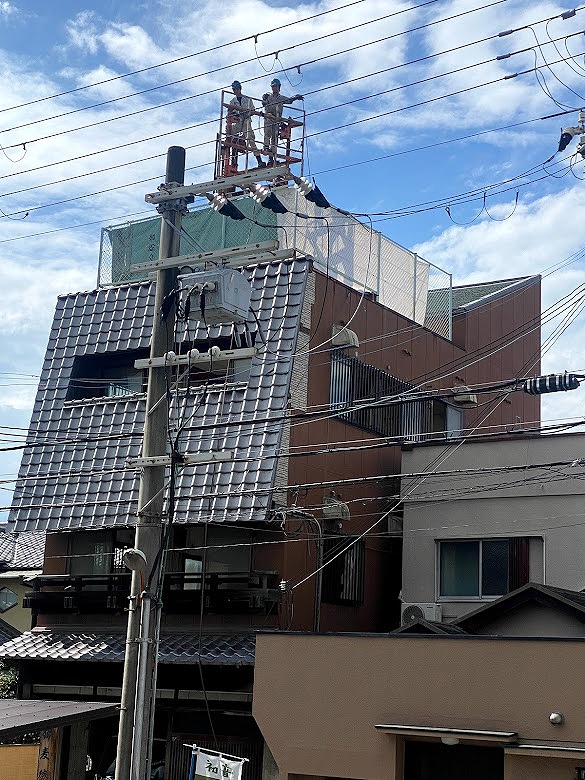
[194,750,244,780]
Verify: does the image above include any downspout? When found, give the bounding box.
[312,517,323,633]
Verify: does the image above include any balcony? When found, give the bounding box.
[23,571,280,615]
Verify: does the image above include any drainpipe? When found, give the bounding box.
[312,517,323,633]
[287,510,323,632]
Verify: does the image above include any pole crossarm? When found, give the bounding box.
[136,247,295,274]
[126,451,236,469]
[145,165,290,204]
[132,240,280,272]
[134,347,257,370]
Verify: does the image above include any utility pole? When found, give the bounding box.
[115,146,187,780]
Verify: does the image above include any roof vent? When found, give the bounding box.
[332,324,359,350]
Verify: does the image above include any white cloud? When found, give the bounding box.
[0,2,18,20]
[65,11,101,56]
[413,185,585,280]
[413,183,585,423]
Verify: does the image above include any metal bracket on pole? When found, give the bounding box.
[131,241,295,273]
[126,451,235,469]
[134,347,257,370]
[144,249,295,277]
[133,240,278,271]
[145,165,290,204]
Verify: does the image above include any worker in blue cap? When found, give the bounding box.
[261,78,303,165]
[228,80,264,168]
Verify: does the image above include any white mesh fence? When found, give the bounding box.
[277,189,451,337]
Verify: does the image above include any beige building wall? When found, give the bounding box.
[400,433,585,620]
[254,632,585,780]
[505,754,580,780]
[0,744,39,780]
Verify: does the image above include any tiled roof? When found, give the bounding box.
[0,630,255,666]
[455,582,585,633]
[10,259,310,531]
[0,532,13,565]
[0,617,20,645]
[0,529,45,570]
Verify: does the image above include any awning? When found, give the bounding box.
[375,724,518,743]
[0,700,118,739]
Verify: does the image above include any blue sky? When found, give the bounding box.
[1,0,585,509]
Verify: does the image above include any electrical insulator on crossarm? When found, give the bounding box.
[557,110,585,157]
[523,373,581,395]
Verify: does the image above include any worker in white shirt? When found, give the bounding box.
[228,80,265,168]
[261,78,303,165]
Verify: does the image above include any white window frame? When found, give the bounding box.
[436,539,511,602]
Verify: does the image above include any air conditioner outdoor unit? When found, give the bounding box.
[401,602,442,625]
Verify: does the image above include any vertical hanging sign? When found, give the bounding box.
[36,729,58,780]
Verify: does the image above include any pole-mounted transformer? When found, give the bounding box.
[523,373,581,395]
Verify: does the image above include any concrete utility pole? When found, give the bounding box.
[115,146,187,780]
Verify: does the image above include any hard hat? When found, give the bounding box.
[231,80,242,89]
[270,78,281,87]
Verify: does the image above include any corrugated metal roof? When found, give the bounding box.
[0,530,45,570]
[0,630,255,666]
[425,276,538,317]
[9,259,309,531]
[0,699,118,738]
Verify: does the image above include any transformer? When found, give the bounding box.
[180,267,251,325]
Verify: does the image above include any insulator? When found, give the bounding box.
[294,176,313,196]
[523,374,580,395]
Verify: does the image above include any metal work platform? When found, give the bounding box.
[214,89,305,181]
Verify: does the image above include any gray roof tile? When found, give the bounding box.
[0,530,45,570]
[0,630,255,665]
[10,260,309,531]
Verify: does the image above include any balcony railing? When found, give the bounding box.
[23,571,280,615]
